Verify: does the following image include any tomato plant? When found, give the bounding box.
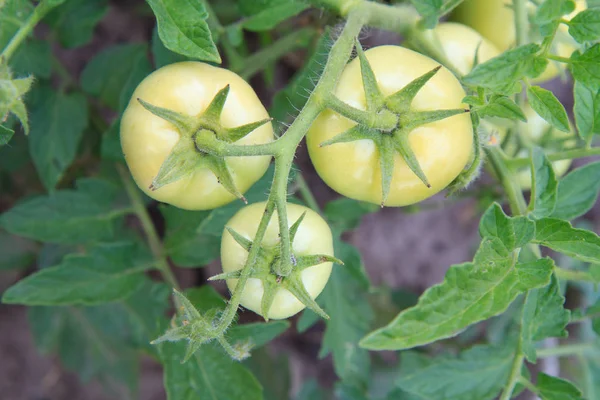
[1,0,600,399]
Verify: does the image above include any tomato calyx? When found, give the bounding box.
[322,41,469,206]
[210,212,343,321]
[0,63,32,135]
[137,84,271,201]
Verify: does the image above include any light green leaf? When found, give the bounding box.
[568,8,600,43]
[146,0,220,63]
[45,0,109,48]
[0,0,33,49]
[529,147,558,219]
[151,26,188,68]
[521,276,570,362]
[0,124,14,146]
[479,203,535,251]
[242,2,309,31]
[527,86,570,133]
[396,344,514,400]
[552,161,600,220]
[476,96,526,122]
[569,44,600,87]
[537,373,584,400]
[534,0,575,24]
[28,85,88,190]
[533,218,600,263]
[2,242,153,305]
[573,80,600,142]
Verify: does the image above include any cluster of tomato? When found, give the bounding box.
[120,0,579,319]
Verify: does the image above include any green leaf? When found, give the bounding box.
[0,230,36,270]
[479,203,535,251]
[45,0,109,48]
[146,0,220,63]
[2,242,153,305]
[242,2,309,31]
[359,250,553,350]
[324,198,378,232]
[0,0,34,49]
[552,161,600,220]
[245,348,291,400]
[521,276,570,363]
[81,44,152,111]
[529,147,558,219]
[568,8,600,43]
[537,373,584,400]
[319,240,373,380]
[0,178,126,244]
[535,0,575,24]
[151,26,188,68]
[0,124,14,146]
[161,341,263,400]
[161,205,220,267]
[396,344,514,400]
[28,304,139,397]
[410,0,464,29]
[28,85,88,190]
[533,218,600,263]
[296,379,326,400]
[574,80,600,142]
[10,39,52,78]
[476,96,526,122]
[569,44,600,87]
[526,86,571,133]
[463,44,546,90]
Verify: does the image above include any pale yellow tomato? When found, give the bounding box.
[121,62,273,210]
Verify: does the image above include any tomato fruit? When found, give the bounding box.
[307,45,472,207]
[453,0,584,82]
[121,62,273,210]
[220,202,334,320]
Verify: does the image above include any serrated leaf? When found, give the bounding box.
[569,8,600,43]
[396,344,514,400]
[529,147,558,218]
[527,86,570,133]
[28,85,88,190]
[521,276,570,363]
[151,26,188,68]
[45,0,109,48]
[242,2,309,31]
[552,161,600,220]
[146,0,220,63]
[573,80,600,142]
[535,0,575,24]
[296,379,326,400]
[569,44,600,87]
[2,242,153,305]
[359,252,553,350]
[81,44,152,111]
[537,373,584,400]
[410,0,463,29]
[477,96,526,121]
[479,203,535,251]
[533,218,600,263]
[0,178,126,243]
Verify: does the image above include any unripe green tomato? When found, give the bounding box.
[453,0,584,82]
[121,62,273,210]
[220,202,334,320]
[307,46,473,207]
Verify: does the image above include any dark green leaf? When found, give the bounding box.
[521,276,570,362]
[0,230,36,270]
[0,125,14,146]
[0,0,33,49]
[537,373,584,400]
[151,26,188,68]
[573,80,600,142]
[569,8,600,43]
[28,85,88,190]
[569,44,600,87]
[0,178,126,244]
[2,242,153,305]
[324,198,378,232]
[527,86,570,133]
[146,0,220,63]
[242,2,309,31]
[533,218,600,263]
[81,44,152,111]
[296,379,326,400]
[45,0,109,48]
[10,39,52,78]
[396,344,514,400]
[552,161,600,220]
[529,147,558,218]
[477,96,526,121]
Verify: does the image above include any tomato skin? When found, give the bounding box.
[220,202,334,320]
[307,46,473,207]
[121,62,273,210]
[453,0,584,82]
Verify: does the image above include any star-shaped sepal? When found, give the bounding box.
[321,40,469,206]
[138,85,272,202]
[0,62,33,136]
[209,213,344,321]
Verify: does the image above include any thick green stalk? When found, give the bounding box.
[537,342,596,358]
[507,147,600,168]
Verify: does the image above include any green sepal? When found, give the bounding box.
[150,324,192,344]
[385,66,441,113]
[204,156,247,203]
[319,124,377,147]
[295,254,344,270]
[289,212,307,244]
[223,117,272,143]
[260,279,278,321]
[137,98,193,134]
[355,39,383,110]
[149,137,202,191]
[173,289,202,321]
[400,108,469,131]
[378,135,396,207]
[0,74,33,135]
[225,226,253,251]
[182,337,207,363]
[207,270,243,281]
[393,131,431,188]
[202,84,230,121]
[217,335,252,361]
[283,274,329,320]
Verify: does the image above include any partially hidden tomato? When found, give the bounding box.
[220,202,334,320]
[452,0,585,82]
[121,62,273,210]
[307,45,473,207]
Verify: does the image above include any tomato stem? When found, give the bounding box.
[506,146,600,168]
